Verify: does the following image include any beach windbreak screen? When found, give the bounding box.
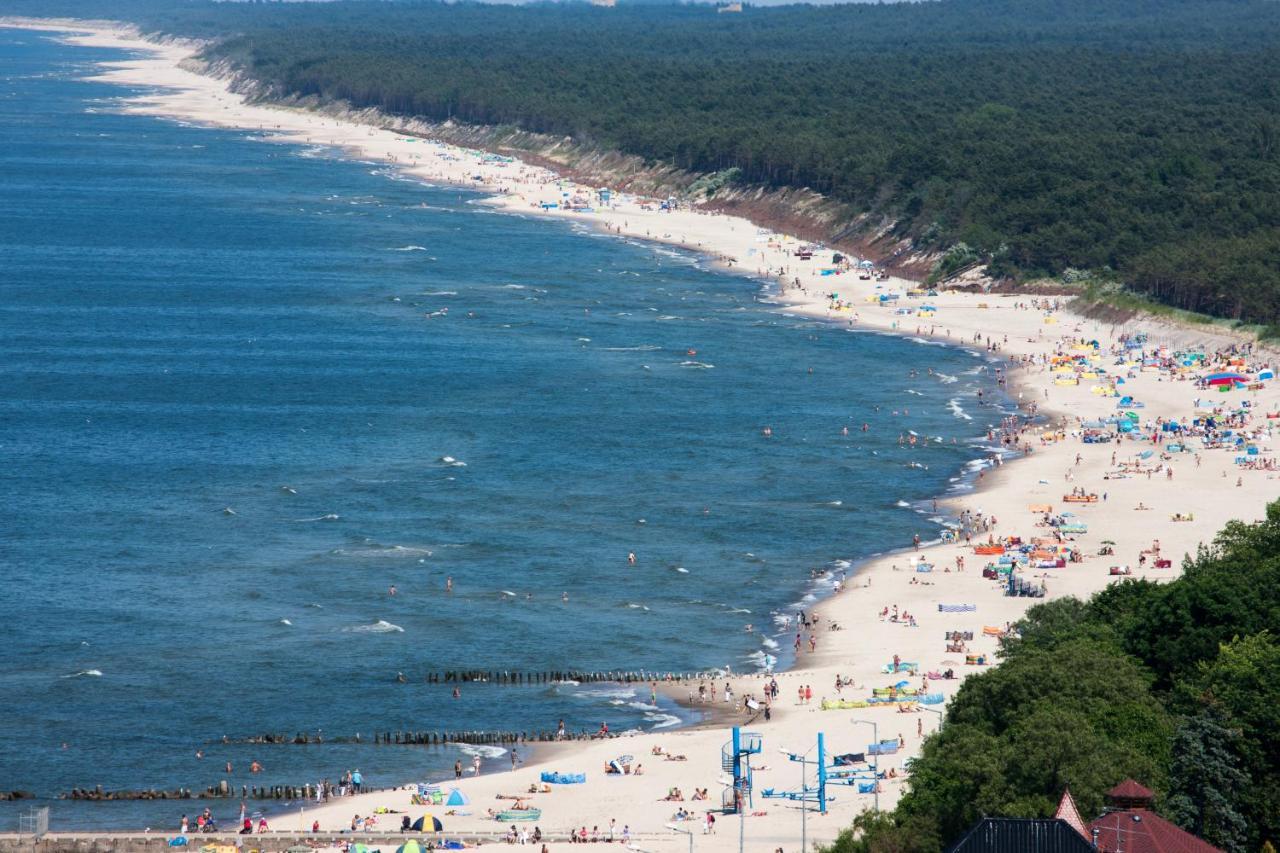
[0,27,1005,827]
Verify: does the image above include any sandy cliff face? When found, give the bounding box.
[184,51,942,276]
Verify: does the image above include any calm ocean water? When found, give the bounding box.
[0,30,1005,830]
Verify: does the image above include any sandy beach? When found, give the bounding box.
[7,17,1280,852]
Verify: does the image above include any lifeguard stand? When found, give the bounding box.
[720,727,761,813]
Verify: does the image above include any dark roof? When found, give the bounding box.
[1107,779,1155,802]
[1090,810,1223,853]
[947,818,1099,853]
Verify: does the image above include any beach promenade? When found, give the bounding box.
[5,18,1280,852]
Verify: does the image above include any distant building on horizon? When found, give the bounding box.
[717,2,744,12]
[946,781,1225,853]
[591,0,617,7]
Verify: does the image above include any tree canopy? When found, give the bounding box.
[828,502,1280,853]
[7,0,1280,320]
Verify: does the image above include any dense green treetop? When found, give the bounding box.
[6,0,1280,320]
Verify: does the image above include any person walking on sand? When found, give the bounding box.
[805,684,813,704]
[455,760,463,780]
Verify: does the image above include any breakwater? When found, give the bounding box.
[61,784,385,803]
[221,729,612,746]
[400,669,711,684]
[0,830,635,853]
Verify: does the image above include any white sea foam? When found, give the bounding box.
[895,500,911,507]
[602,344,661,352]
[278,618,293,626]
[62,669,102,678]
[294,514,340,522]
[674,566,690,574]
[332,545,432,558]
[680,360,714,369]
[575,687,638,700]
[439,455,467,467]
[625,603,651,611]
[343,620,404,634]
[454,743,506,759]
[420,290,457,296]
[936,372,958,384]
[645,712,682,729]
[389,245,428,252]
[947,398,973,421]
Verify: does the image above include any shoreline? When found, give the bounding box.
[6,17,1280,851]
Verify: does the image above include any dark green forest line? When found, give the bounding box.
[828,502,1280,853]
[6,0,1280,321]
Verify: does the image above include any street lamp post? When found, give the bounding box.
[779,745,816,853]
[919,705,944,732]
[851,718,879,813]
[666,823,693,853]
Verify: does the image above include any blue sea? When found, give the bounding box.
[0,29,1005,830]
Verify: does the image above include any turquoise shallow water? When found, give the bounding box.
[0,29,1006,830]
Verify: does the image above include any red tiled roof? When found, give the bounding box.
[1054,789,1089,840]
[1107,779,1155,801]
[1089,810,1224,853]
